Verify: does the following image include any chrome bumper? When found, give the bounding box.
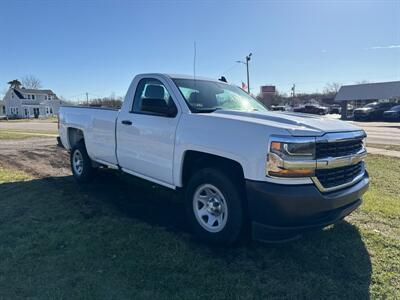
[268,149,367,193]
[276,149,367,171]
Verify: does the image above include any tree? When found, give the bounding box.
[355,80,369,84]
[7,79,22,89]
[323,82,341,95]
[87,93,123,108]
[21,75,42,89]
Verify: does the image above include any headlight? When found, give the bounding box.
[267,138,316,178]
[270,140,315,160]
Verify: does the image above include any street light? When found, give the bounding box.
[236,52,252,93]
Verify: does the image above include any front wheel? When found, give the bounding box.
[70,141,95,183]
[185,168,244,245]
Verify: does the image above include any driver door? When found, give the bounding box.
[116,78,179,187]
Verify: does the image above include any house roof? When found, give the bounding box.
[335,81,400,101]
[12,88,58,99]
[13,89,25,99]
[17,88,56,95]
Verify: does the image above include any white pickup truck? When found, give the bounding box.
[59,73,369,244]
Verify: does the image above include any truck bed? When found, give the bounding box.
[59,106,119,166]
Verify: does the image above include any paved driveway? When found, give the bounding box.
[350,121,400,145]
[0,120,57,132]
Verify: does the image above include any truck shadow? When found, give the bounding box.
[0,171,372,298]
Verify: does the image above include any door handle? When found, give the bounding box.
[121,120,133,125]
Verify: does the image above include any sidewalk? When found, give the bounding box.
[367,147,400,158]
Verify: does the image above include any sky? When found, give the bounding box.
[0,0,399,101]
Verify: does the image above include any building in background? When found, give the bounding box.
[2,80,61,118]
[258,85,276,107]
[335,81,400,119]
[0,100,5,117]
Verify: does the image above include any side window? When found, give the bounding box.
[131,78,177,117]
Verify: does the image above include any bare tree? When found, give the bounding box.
[323,82,341,96]
[21,75,42,89]
[355,80,369,84]
[88,93,123,108]
[1,87,8,99]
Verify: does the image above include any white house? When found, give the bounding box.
[0,100,5,117]
[3,80,61,118]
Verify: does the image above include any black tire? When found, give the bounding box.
[185,168,244,245]
[70,141,95,183]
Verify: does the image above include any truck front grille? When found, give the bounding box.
[316,139,363,159]
[315,162,363,189]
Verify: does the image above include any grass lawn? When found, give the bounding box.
[0,129,58,139]
[0,155,399,299]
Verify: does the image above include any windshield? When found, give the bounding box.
[391,105,400,111]
[173,79,267,113]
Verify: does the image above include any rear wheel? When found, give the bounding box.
[70,141,95,183]
[185,168,244,245]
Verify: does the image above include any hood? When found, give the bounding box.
[203,110,362,137]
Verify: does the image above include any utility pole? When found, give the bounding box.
[245,53,252,93]
[86,92,89,106]
[236,52,252,94]
[291,84,296,107]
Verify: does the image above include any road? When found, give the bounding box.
[323,114,400,146]
[350,121,400,145]
[0,120,57,131]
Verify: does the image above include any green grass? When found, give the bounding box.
[0,156,399,299]
[0,167,32,183]
[367,143,400,152]
[0,129,58,139]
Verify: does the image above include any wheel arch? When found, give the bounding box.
[180,150,245,189]
[67,127,85,149]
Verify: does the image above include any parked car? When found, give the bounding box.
[270,105,286,111]
[59,73,369,244]
[383,105,400,121]
[294,104,328,115]
[353,102,395,121]
[329,104,342,114]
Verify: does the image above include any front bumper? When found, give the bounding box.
[383,113,400,121]
[246,172,369,241]
[354,113,370,120]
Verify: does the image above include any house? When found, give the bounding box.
[0,100,5,117]
[335,81,400,119]
[2,79,61,118]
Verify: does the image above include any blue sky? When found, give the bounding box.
[1,0,399,101]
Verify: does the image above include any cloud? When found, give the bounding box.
[370,45,400,50]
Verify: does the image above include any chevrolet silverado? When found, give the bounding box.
[59,73,369,244]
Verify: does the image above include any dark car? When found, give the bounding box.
[353,102,395,121]
[383,105,400,121]
[329,104,341,114]
[294,104,328,115]
[270,105,286,111]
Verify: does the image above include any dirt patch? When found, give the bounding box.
[0,137,70,178]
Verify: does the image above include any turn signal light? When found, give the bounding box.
[268,168,315,178]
